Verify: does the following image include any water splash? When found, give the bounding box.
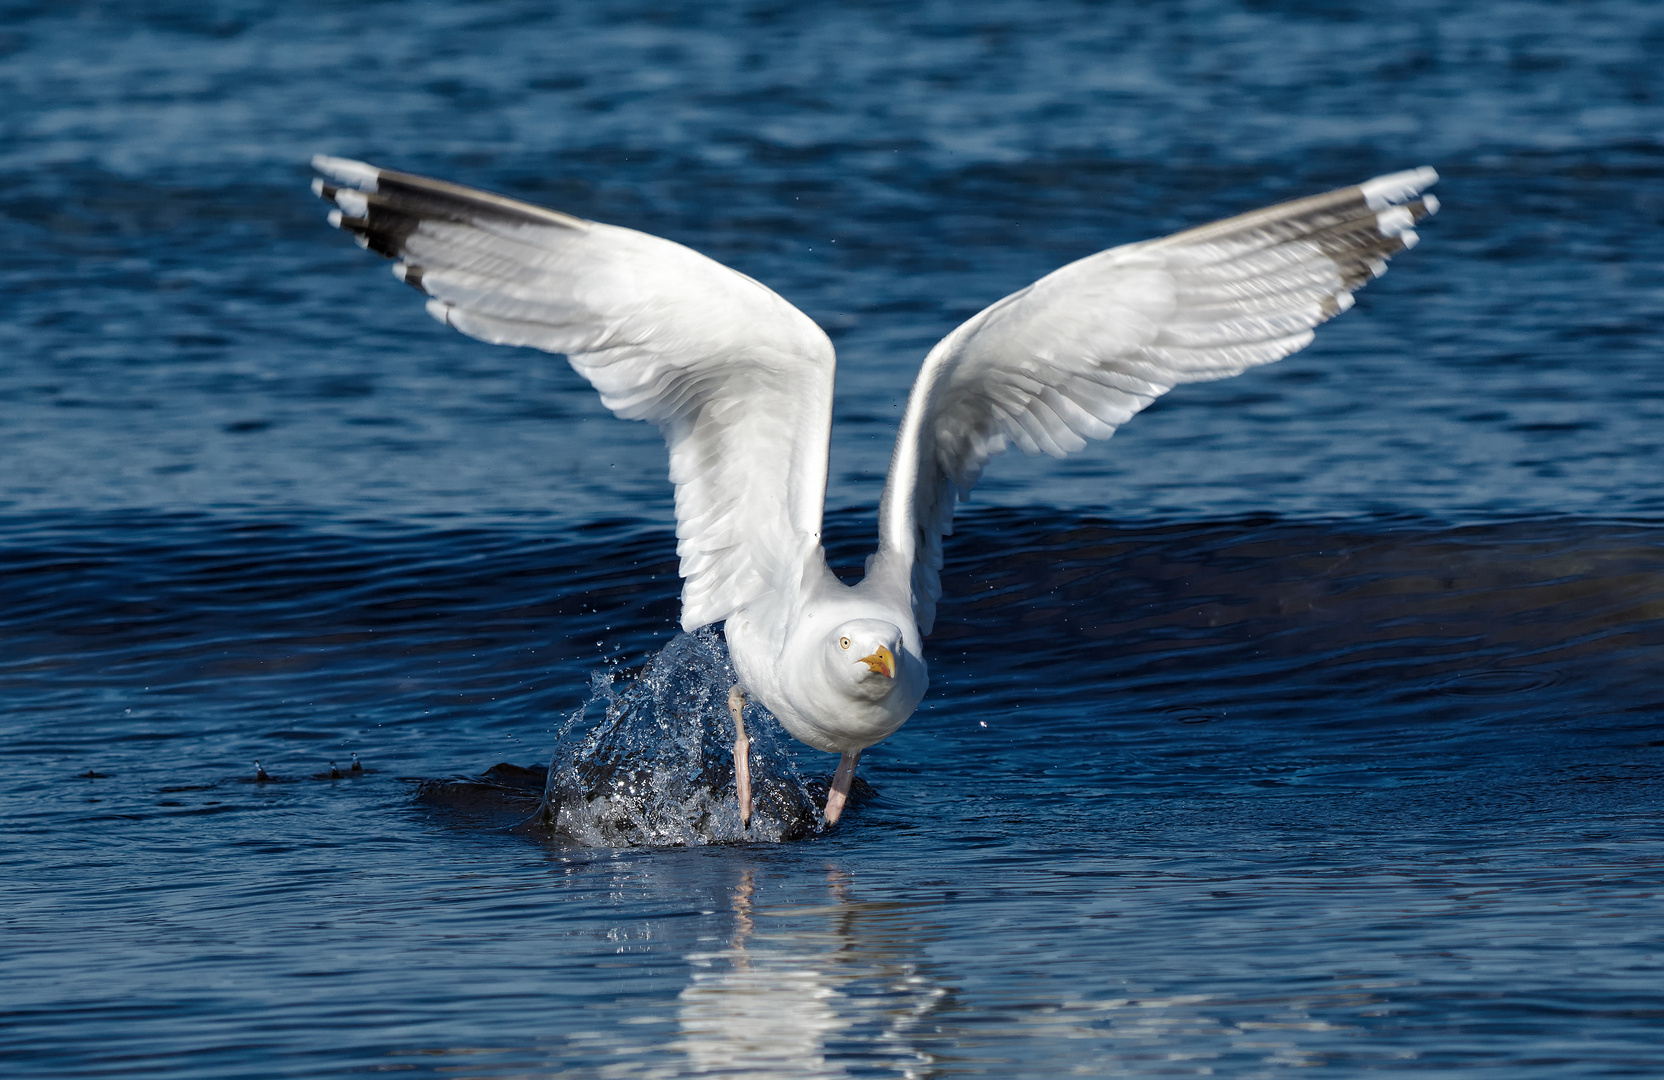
[532,628,826,846]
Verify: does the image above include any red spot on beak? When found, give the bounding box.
[859,645,895,678]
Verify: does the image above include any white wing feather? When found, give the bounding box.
[874,168,1440,634]
[312,156,835,631]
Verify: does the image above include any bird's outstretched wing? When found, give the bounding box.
[311,156,835,630]
[874,168,1440,634]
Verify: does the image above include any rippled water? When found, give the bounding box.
[4,1,1664,1077]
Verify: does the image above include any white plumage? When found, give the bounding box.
[311,155,1438,825]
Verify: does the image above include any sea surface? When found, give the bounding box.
[3,1,1664,1076]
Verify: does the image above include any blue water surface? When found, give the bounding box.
[3,1,1663,1076]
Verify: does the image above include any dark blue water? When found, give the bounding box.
[4,2,1664,1076]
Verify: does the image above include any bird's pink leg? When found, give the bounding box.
[823,749,862,826]
[727,685,752,828]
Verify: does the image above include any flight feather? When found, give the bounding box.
[874,168,1440,633]
[311,156,837,630]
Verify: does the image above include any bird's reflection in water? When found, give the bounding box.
[674,866,945,1078]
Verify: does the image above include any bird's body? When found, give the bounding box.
[312,156,1438,825]
[725,568,926,755]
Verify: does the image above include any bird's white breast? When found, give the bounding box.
[724,590,927,755]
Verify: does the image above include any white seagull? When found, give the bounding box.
[311,156,1438,827]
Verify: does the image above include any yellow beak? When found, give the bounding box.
[859,645,896,679]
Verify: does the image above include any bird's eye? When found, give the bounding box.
[839,636,850,650]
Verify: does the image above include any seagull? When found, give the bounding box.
[311,156,1438,828]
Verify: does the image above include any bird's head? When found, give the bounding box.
[827,618,902,699]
